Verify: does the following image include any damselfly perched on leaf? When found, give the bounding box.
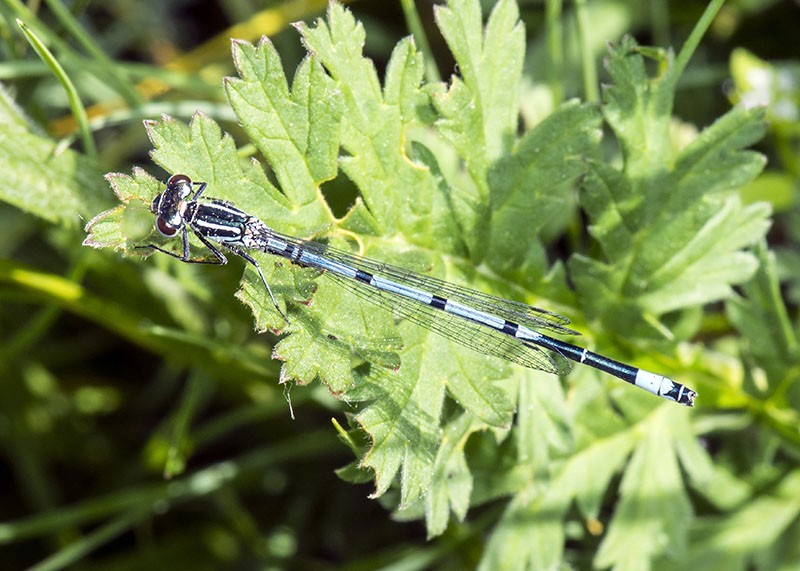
[138,174,697,407]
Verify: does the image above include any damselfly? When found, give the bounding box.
[138,174,697,407]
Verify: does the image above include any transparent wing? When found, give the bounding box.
[324,269,572,374]
[272,232,578,335]
[269,232,573,374]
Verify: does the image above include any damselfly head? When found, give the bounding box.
[148,175,189,237]
[151,174,194,234]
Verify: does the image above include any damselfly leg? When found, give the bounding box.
[222,243,289,324]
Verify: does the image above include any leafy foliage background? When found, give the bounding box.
[1,0,799,569]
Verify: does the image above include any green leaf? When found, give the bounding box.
[433,0,524,173]
[594,408,697,569]
[479,482,570,571]
[82,2,734,553]
[570,38,770,338]
[432,0,526,256]
[663,471,800,571]
[146,113,310,234]
[0,83,107,226]
[298,4,457,248]
[564,429,637,521]
[225,38,342,209]
[83,168,161,251]
[602,37,677,177]
[267,256,402,393]
[515,371,572,467]
[353,321,514,506]
[431,0,602,282]
[333,416,376,485]
[474,409,636,570]
[485,101,602,283]
[423,413,485,537]
[726,240,799,402]
[86,1,547,512]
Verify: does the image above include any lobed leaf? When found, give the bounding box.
[226,38,342,207]
[432,0,526,257]
[593,407,710,568]
[726,240,799,402]
[80,3,766,559]
[571,38,770,338]
[299,4,451,245]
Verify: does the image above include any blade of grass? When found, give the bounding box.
[5,0,141,107]
[674,0,725,77]
[29,508,149,571]
[16,19,97,158]
[0,431,337,545]
[83,101,238,132]
[399,0,441,83]
[0,259,281,382]
[573,0,599,102]
[0,254,90,365]
[166,0,330,72]
[545,0,564,105]
[164,371,212,478]
[42,0,144,106]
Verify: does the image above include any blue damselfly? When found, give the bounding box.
[138,174,697,407]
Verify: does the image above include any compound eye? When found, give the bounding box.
[167,174,193,198]
[155,216,180,237]
[168,174,191,186]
